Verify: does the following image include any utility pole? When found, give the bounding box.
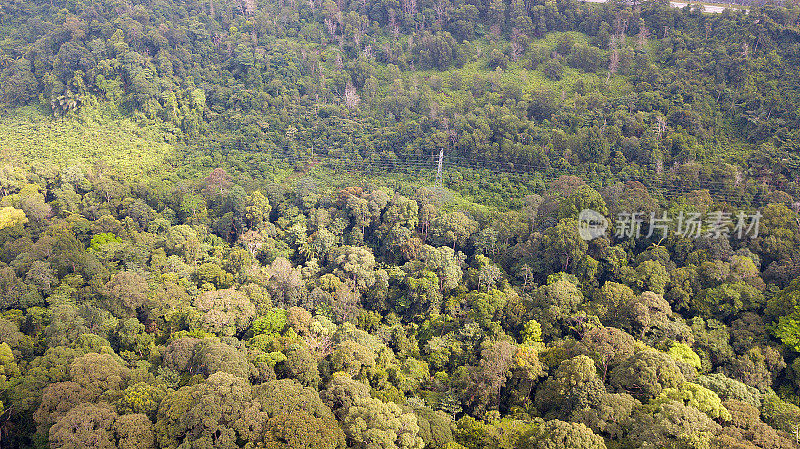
[436,148,444,187]
[794,423,799,446]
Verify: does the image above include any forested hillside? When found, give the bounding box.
[1,0,800,448]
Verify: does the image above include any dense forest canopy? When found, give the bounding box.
[0,0,800,448]
[2,0,800,189]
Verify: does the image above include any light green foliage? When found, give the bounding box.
[380,195,419,234]
[635,260,670,295]
[418,245,464,292]
[629,398,721,449]
[324,339,377,382]
[536,355,605,417]
[770,279,800,354]
[696,282,764,320]
[0,342,20,380]
[343,396,425,449]
[117,382,167,419]
[333,245,377,291]
[430,211,479,250]
[556,185,608,221]
[521,319,542,345]
[0,105,175,177]
[473,254,505,291]
[311,314,337,337]
[0,206,27,230]
[260,350,287,368]
[532,273,584,337]
[459,288,514,327]
[767,279,800,321]
[761,393,800,434]
[667,342,702,371]
[776,311,800,353]
[245,190,271,230]
[393,357,431,393]
[541,219,589,274]
[196,262,234,289]
[525,419,606,449]
[455,415,539,449]
[252,308,288,336]
[115,318,156,359]
[695,373,761,408]
[402,269,442,316]
[189,89,205,110]
[592,282,636,325]
[90,232,122,251]
[653,382,732,421]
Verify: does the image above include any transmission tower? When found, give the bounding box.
[436,148,444,186]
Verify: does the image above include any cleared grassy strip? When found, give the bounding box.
[0,104,179,177]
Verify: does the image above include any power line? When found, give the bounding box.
[256,150,777,207]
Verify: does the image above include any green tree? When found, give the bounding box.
[524,419,606,449]
[609,349,685,401]
[114,413,156,449]
[540,219,590,274]
[653,382,731,422]
[49,402,119,449]
[166,225,201,263]
[266,257,306,307]
[430,212,479,251]
[190,338,251,379]
[104,271,149,318]
[333,245,377,291]
[155,372,253,449]
[194,289,255,337]
[69,352,129,401]
[320,372,372,420]
[343,396,425,449]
